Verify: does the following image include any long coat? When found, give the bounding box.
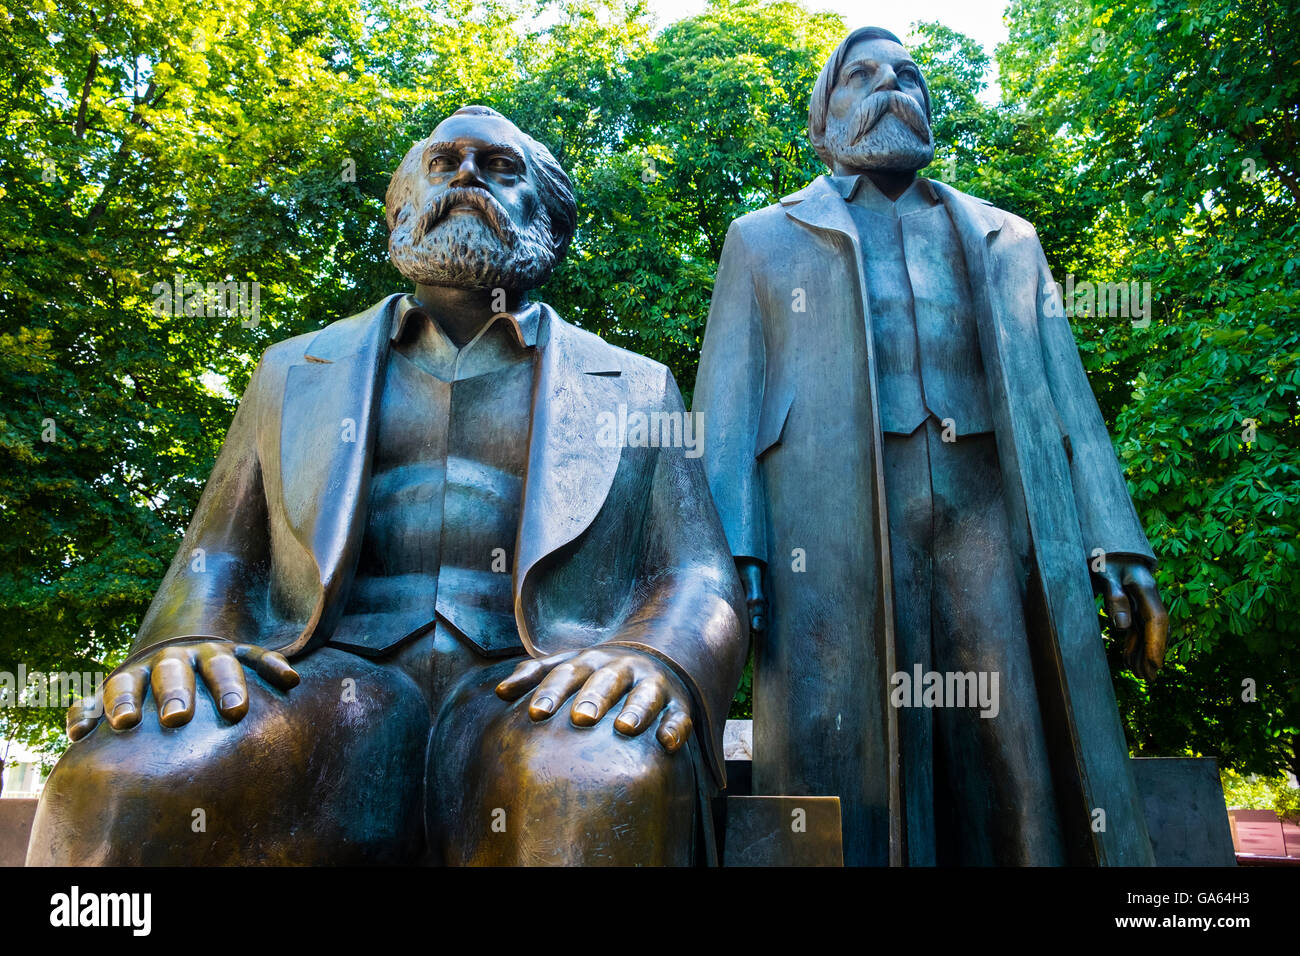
[694,174,1155,864]
[126,295,747,784]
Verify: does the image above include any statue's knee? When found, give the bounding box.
[29,649,430,865]
[432,691,696,865]
[505,705,695,804]
[30,681,286,865]
[26,729,134,866]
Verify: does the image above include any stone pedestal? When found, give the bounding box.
[720,722,1241,867]
[1131,756,1236,866]
[0,799,38,867]
[715,795,843,867]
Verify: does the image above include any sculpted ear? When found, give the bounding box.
[385,138,428,232]
[521,135,576,258]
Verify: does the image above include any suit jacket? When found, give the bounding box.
[694,174,1155,863]
[127,294,747,784]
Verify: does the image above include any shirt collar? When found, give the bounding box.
[390,294,541,350]
[828,173,940,215]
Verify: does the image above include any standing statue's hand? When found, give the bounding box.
[65,641,299,742]
[1091,558,1169,681]
[737,557,767,634]
[495,647,693,754]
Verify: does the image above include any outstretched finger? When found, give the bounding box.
[151,648,197,728]
[234,644,300,690]
[1121,627,1142,675]
[611,676,665,738]
[1124,571,1168,680]
[1143,611,1169,680]
[614,676,670,737]
[1128,590,1170,681]
[197,644,251,723]
[104,664,149,731]
[656,707,693,754]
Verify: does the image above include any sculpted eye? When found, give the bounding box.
[486,154,519,173]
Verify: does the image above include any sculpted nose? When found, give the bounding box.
[450,154,486,189]
[872,64,900,95]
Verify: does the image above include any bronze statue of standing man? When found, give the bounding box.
[694,27,1169,866]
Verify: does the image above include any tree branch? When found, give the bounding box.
[79,80,164,236]
[73,50,99,139]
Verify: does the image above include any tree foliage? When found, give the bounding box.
[2,0,1296,779]
[997,0,1300,778]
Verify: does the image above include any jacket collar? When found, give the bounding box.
[781,174,1006,242]
[296,293,550,365]
[927,177,1008,242]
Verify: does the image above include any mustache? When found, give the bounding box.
[853,90,931,143]
[413,187,519,246]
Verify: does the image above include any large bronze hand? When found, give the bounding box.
[65,640,299,741]
[495,647,694,753]
[1091,557,1169,681]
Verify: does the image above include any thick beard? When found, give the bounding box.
[388,203,558,293]
[825,104,936,174]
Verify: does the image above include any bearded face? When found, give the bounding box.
[816,37,936,175]
[388,184,557,292]
[822,88,935,174]
[385,112,569,294]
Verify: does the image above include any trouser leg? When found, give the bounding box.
[882,425,937,867]
[926,424,1066,866]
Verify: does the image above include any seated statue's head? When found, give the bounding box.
[808,28,935,176]
[386,106,577,293]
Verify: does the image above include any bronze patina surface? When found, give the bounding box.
[29,106,747,866]
[694,28,1169,866]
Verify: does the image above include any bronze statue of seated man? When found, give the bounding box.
[28,106,746,866]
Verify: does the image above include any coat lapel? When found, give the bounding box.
[930,179,1007,249]
[782,175,864,240]
[276,294,401,655]
[513,305,626,655]
[782,174,904,867]
[936,181,1155,865]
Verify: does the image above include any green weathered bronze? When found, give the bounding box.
[28,106,747,866]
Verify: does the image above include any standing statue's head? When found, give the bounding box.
[808,28,934,175]
[386,106,577,293]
